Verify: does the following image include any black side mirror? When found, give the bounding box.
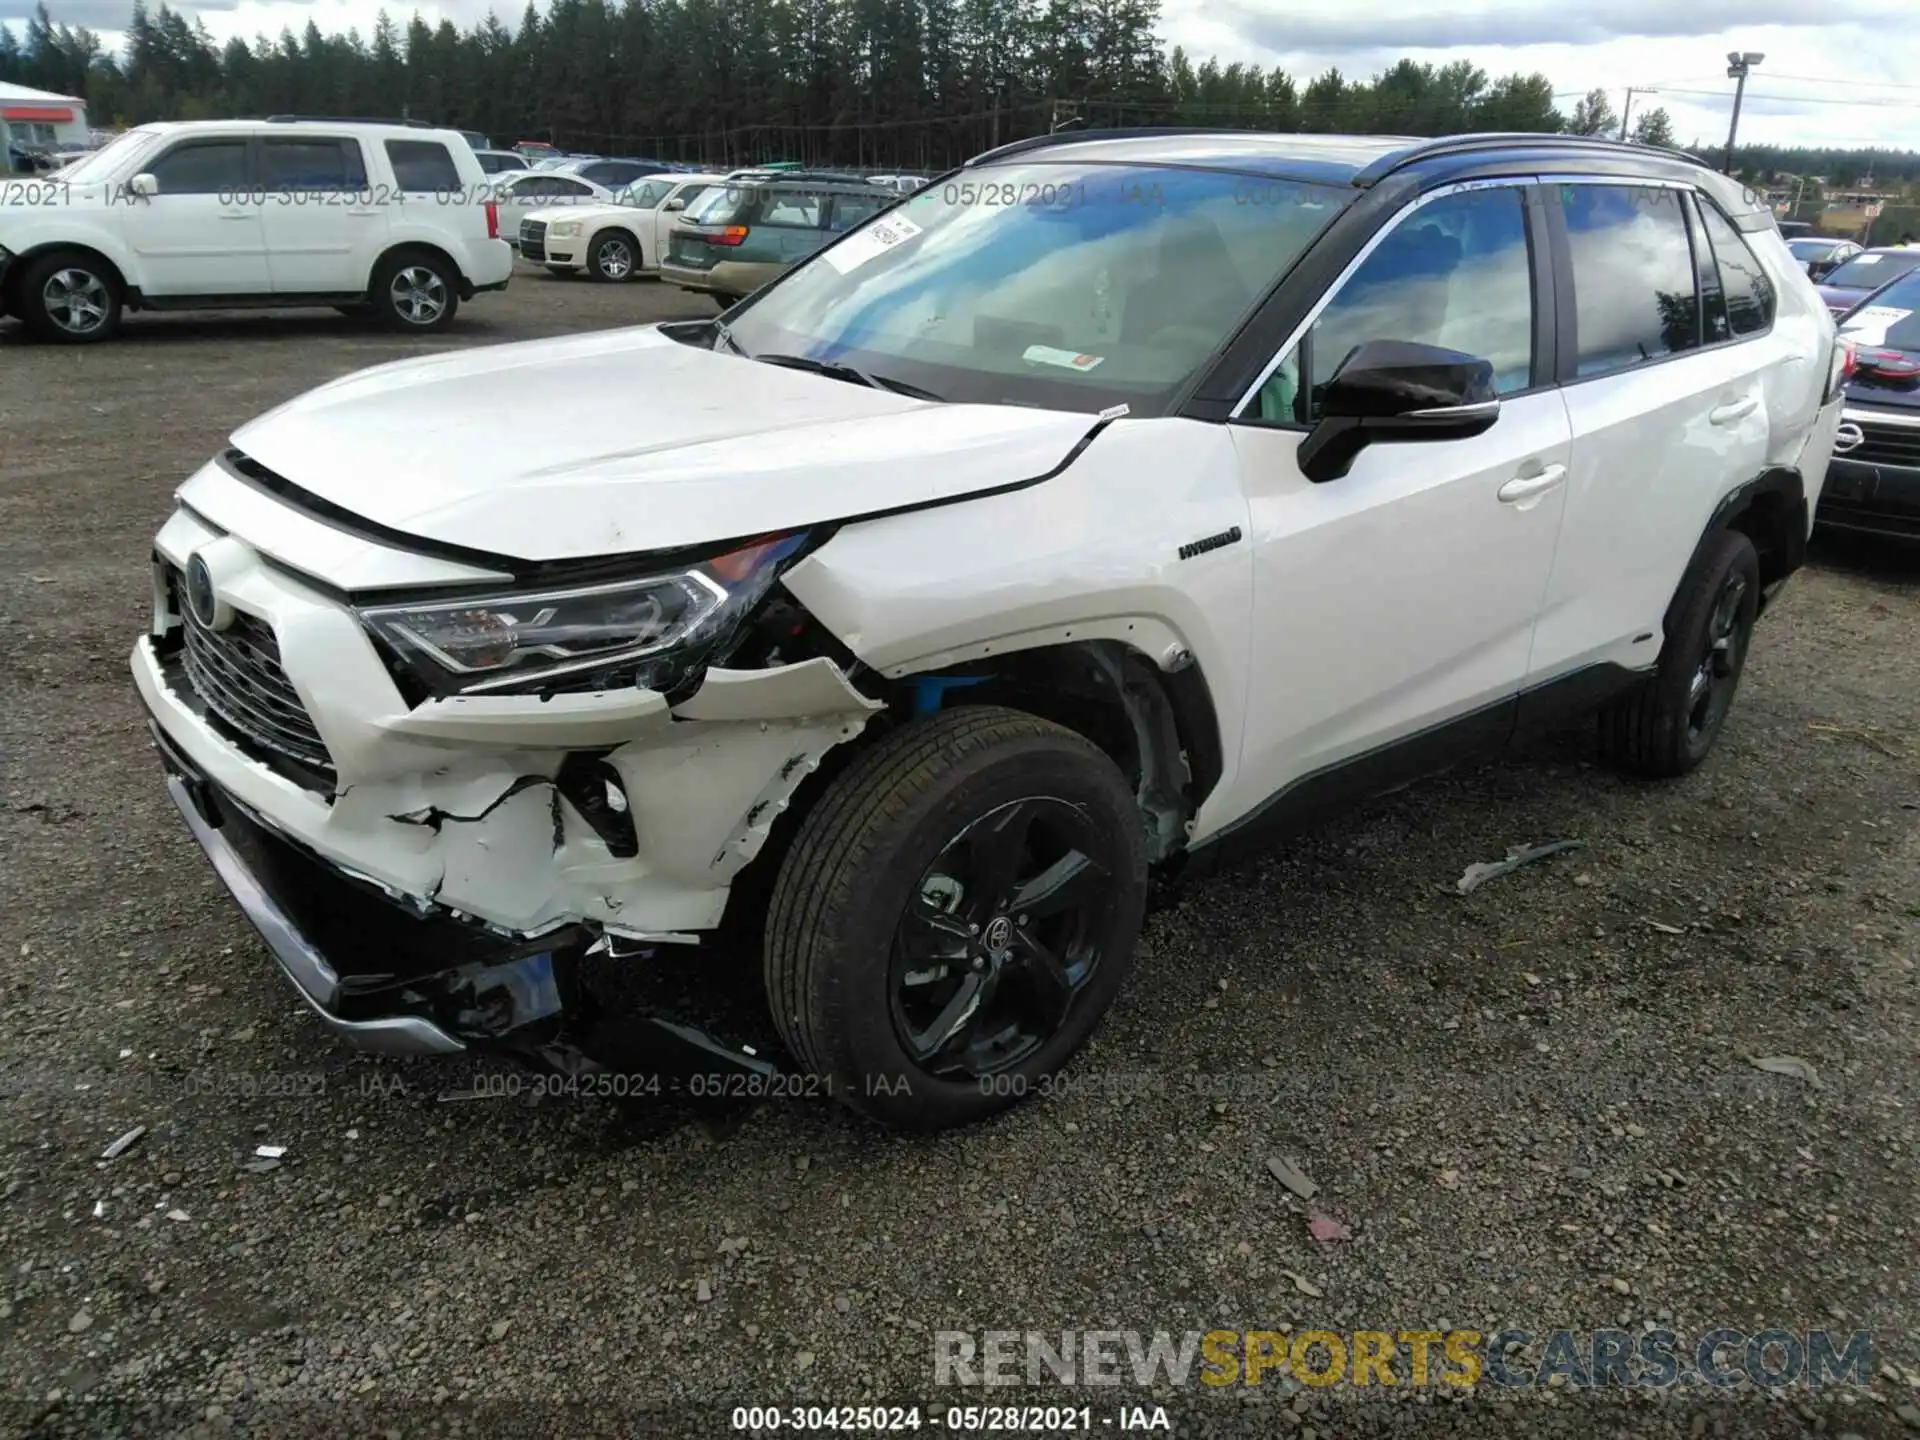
[1296,338,1501,483]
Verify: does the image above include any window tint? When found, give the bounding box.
[384,139,460,193]
[259,138,367,192]
[148,140,250,195]
[1698,201,1775,337]
[1262,187,1534,422]
[759,192,823,227]
[1563,185,1700,377]
[828,192,888,232]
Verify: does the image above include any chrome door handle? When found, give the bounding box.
[1710,396,1758,425]
[1497,463,1568,504]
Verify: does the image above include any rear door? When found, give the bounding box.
[257,134,384,294]
[124,135,267,296]
[1528,182,1773,684]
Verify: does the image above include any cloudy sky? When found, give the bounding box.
[8,0,1919,151]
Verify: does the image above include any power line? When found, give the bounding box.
[1649,86,1919,111]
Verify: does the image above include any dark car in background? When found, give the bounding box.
[661,173,894,301]
[1815,246,1920,317]
[1822,267,1920,541]
[1787,236,1862,282]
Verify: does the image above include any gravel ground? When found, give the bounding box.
[3,266,1919,1439]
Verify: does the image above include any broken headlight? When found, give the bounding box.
[359,534,808,696]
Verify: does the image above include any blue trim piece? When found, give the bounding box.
[911,675,991,717]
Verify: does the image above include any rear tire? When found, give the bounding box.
[1600,529,1760,778]
[19,250,122,343]
[370,250,460,333]
[765,707,1148,1130]
[588,230,639,282]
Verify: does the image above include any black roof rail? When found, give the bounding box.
[966,125,1221,167]
[263,114,437,129]
[1353,131,1707,186]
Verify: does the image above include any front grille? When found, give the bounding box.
[1849,418,1920,470]
[170,571,335,779]
[520,218,547,261]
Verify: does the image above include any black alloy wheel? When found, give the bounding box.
[891,796,1115,1079]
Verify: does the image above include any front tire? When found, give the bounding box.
[19,250,122,343]
[1601,529,1760,777]
[370,250,460,333]
[587,230,639,282]
[765,707,1148,1129]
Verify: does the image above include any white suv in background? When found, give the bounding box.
[134,132,1841,1130]
[520,171,726,281]
[0,119,513,342]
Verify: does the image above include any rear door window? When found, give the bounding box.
[384,139,460,194]
[1561,184,1700,377]
[259,137,368,192]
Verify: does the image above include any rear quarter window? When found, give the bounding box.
[1697,200,1775,337]
[755,191,825,228]
[384,139,461,193]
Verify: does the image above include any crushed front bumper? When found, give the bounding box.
[149,715,791,1074]
[135,487,885,1066]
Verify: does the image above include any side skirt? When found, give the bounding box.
[1170,661,1647,886]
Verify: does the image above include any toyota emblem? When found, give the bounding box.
[1833,421,1864,455]
[185,554,226,630]
[982,916,1014,952]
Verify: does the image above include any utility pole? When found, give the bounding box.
[1724,51,1763,174]
[991,77,1006,149]
[1619,88,1636,142]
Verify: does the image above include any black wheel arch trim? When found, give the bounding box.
[1684,466,1807,626]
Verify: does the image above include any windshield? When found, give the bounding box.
[618,179,671,209]
[1826,251,1920,290]
[723,161,1348,414]
[56,128,162,185]
[1788,239,1839,259]
[1839,270,1920,346]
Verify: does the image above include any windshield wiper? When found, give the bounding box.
[751,351,943,402]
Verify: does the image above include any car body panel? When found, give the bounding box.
[782,418,1256,839]
[227,324,1099,560]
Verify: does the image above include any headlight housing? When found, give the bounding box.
[359,533,808,697]
[549,219,584,239]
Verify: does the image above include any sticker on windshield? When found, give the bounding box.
[1853,254,1881,265]
[1840,306,1913,345]
[820,213,924,274]
[1023,345,1106,372]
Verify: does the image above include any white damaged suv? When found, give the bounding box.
[135,131,1842,1128]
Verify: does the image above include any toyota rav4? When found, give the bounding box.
[134,131,1843,1129]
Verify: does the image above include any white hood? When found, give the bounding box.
[230,326,1097,561]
